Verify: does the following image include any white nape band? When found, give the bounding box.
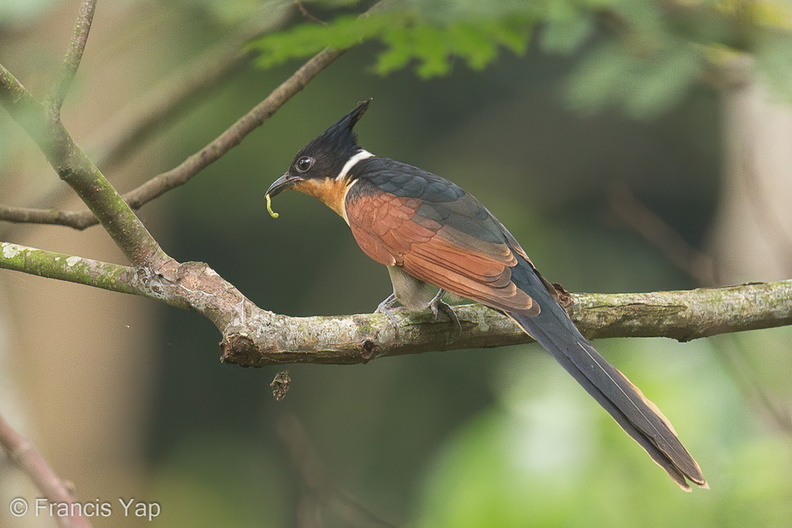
[339,177,359,225]
[336,149,374,181]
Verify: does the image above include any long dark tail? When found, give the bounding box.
[509,267,707,490]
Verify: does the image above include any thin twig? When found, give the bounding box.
[608,186,717,286]
[48,0,98,115]
[0,412,93,528]
[94,49,248,170]
[277,412,399,528]
[717,334,792,434]
[0,205,91,227]
[737,131,792,276]
[294,0,327,25]
[122,46,347,209]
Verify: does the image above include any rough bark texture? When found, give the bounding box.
[219,280,792,366]
[2,248,792,368]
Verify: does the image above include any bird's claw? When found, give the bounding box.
[375,291,461,340]
[429,290,462,337]
[375,293,400,329]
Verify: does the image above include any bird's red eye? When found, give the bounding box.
[296,156,314,173]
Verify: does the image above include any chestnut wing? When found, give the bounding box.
[345,171,539,316]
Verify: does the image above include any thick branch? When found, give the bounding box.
[0,47,346,230]
[219,280,792,366]
[1,242,789,366]
[48,0,97,114]
[0,242,143,297]
[0,412,92,528]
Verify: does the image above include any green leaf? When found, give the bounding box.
[252,5,535,78]
[374,17,533,78]
[447,23,499,70]
[250,14,399,68]
[490,20,533,55]
[376,25,415,75]
[411,24,453,78]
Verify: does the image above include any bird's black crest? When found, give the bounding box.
[289,99,372,180]
[337,99,371,133]
[310,98,371,155]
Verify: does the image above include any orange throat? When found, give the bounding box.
[292,177,353,221]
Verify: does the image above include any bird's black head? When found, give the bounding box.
[266,99,371,200]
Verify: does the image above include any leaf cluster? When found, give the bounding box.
[250,2,535,78]
[248,0,792,117]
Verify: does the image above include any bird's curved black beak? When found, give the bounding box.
[266,173,301,198]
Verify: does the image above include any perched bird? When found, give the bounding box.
[266,100,707,490]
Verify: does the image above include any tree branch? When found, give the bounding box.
[609,187,792,436]
[48,0,97,115]
[0,242,144,298]
[218,280,792,366]
[1,241,789,366]
[0,204,91,227]
[0,0,395,231]
[0,411,93,528]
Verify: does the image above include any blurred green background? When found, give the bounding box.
[1,1,791,527]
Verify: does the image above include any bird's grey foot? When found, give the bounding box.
[375,293,400,327]
[429,289,462,335]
